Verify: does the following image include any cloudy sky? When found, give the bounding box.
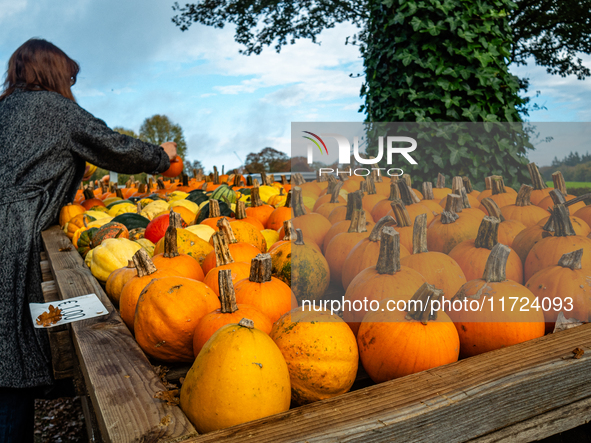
[1,0,589,171]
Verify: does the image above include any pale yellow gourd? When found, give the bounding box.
[90,238,142,281]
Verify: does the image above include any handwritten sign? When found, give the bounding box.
[30,294,108,328]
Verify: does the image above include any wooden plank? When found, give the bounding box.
[466,395,591,443]
[40,259,53,282]
[42,226,195,443]
[169,324,591,443]
[41,280,58,301]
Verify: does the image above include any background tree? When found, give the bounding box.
[112,126,139,138]
[244,147,290,173]
[139,114,188,160]
[172,0,591,188]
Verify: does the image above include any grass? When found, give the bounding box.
[545,181,591,188]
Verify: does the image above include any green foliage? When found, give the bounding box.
[139,114,188,161]
[541,162,591,182]
[244,147,290,173]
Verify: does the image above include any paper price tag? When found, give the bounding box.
[30,294,108,328]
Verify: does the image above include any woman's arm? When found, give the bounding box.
[66,101,173,175]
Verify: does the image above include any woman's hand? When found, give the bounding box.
[160,142,178,161]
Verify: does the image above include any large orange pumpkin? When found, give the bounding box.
[289,229,330,305]
[59,203,86,227]
[291,187,331,248]
[448,244,545,358]
[500,184,550,227]
[105,261,136,306]
[246,182,275,227]
[477,176,516,213]
[315,180,346,219]
[266,190,292,231]
[358,283,459,383]
[343,227,426,335]
[232,200,265,231]
[192,269,272,357]
[203,231,251,297]
[134,276,220,362]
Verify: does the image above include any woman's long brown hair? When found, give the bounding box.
[0,38,79,102]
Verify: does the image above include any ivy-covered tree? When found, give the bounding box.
[139,114,188,161]
[172,0,591,187]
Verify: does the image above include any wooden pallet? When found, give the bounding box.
[41,225,591,443]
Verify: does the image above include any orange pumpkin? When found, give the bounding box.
[245,182,275,226]
[232,200,264,230]
[527,162,552,205]
[449,216,524,284]
[479,197,527,248]
[477,176,516,213]
[418,182,444,217]
[193,269,272,357]
[105,261,136,306]
[500,184,550,227]
[343,227,426,335]
[431,173,452,201]
[526,249,591,333]
[289,229,330,305]
[151,212,204,281]
[524,204,591,282]
[341,216,410,290]
[395,179,434,226]
[536,172,586,214]
[401,214,467,297]
[59,203,86,227]
[119,249,181,333]
[291,187,331,248]
[203,231,251,297]
[358,283,459,383]
[449,244,545,358]
[134,275,220,362]
[235,254,294,323]
[315,180,347,219]
[266,190,293,231]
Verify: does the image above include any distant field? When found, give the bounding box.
[545,181,591,188]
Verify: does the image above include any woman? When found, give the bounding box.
[0,38,177,442]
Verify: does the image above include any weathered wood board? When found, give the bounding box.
[42,226,195,443]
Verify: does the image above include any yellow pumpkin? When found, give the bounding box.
[63,213,95,239]
[258,185,280,203]
[108,202,137,217]
[169,199,199,214]
[168,191,189,201]
[84,210,111,220]
[90,238,142,281]
[180,319,290,433]
[185,224,216,242]
[270,307,358,405]
[134,238,155,257]
[261,229,280,249]
[154,228,213,265]
[141,200,170,220]
[102,197,122,206]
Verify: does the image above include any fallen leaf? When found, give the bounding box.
[59,246,73,252]
[154,390,180,406]
[36,305,63,327]
[573,348,585,359]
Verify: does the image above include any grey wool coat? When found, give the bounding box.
[0,88,170,388]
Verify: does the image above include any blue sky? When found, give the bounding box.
[1,0,590,171]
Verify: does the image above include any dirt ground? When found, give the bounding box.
[34,397,86,443]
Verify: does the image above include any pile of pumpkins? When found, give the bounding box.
[57,164,591,433]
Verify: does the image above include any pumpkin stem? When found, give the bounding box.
[553,204,576,237]
[515,184,534,207]
[292,173,305,186]
[462,177,474,193]
[444,193,461,214]
[260,171,269,186]
[345,191,362,221]
[474,216,500,250]
[83,188,94,200]
[294,229,306,246]
[291,187,307,217]
[441,211,459,225]
[218,270,239,313]
[157,178,166,190]
[368,215,396,242]
[115,187,124,199]
[484,176,492,191]
[359,180,367,194]
[347,209,368,233]
[282,220,295,241]
[528,162,548,190]
[329,181,344,203]
[136,201,142,214]
[372,168,383,183]
[480,198,505,221]
[412,213,429,254]
[388,181,401,201]
[422,182,434,200]
[212,231,235,266]
[234,201,247,220]
[132,249,157,277]
[249,253,273,283]
[239,318,255,329]
[482,244,510,283]
[281,175,288,185]
[376,226,401,275]
[558,249,583,270]
[138,183,146,194]
[405,283,444,324]
[390,200,413,227]
[398,180,420,205]
[491,176,507,195]
[460,188,472,209]
[208,199,221,218]
[217,218,238,244]
[251,182,264,207]
[162,212,182,258]
[436,173,445,189]
[365,175,377,195]
[451,176,464,195]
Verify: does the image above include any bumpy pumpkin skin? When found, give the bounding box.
[449,280,545,358]
[90,238,142,282]
[270,308,358,405]
[524,236,591,282]
[90,222,129,248]
[358,301,459,383]
[154,228,213,265]
[180,322,291,433]
[134,277,221,362]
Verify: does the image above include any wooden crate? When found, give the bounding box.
[41,225,591,443]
